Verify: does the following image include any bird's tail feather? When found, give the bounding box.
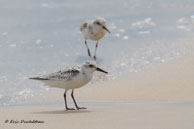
[29,77,49,80]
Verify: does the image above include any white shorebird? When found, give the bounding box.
[80,17,111,60]
[29,61,108,111]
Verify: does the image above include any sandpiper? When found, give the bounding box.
[29,61,108,111]
[80,17,110,60]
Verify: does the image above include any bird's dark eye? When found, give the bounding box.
[96,22,100,25]
[89,65,94,68]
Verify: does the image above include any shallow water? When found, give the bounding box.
[0,0,194,106]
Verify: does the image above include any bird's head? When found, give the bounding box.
[81,61,108,74]
[94,17,111,33]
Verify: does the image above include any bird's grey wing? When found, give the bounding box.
[30,68,80,81]
[47,69,80,80]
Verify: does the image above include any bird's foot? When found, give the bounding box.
[93,56,97,60]
[66,107,75,111]
[76,107,87,110]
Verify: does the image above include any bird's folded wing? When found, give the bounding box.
[30,68,80,81]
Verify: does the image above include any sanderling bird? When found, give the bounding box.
[29,61,108,111]
[80,17,111,60]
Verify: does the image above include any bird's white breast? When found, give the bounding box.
[82,23,106,41]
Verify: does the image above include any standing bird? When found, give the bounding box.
[80,17,111,60]
[29,61,108,111]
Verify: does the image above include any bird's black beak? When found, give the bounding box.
[103,26,111,33]
[96,67,108,74]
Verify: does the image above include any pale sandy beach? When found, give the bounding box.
[1,101,194,129]
[1,55,194,129]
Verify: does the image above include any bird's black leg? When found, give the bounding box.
[93,41,99,60]
[85,40,91,57]
[64,90,75,111]
[71,89,87,110]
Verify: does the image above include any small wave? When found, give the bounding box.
[17,89,34,99]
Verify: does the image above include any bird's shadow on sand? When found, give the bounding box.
[75,55,104,64]
[32,109,91,114]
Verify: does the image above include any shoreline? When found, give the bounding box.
[1,55,194,107]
